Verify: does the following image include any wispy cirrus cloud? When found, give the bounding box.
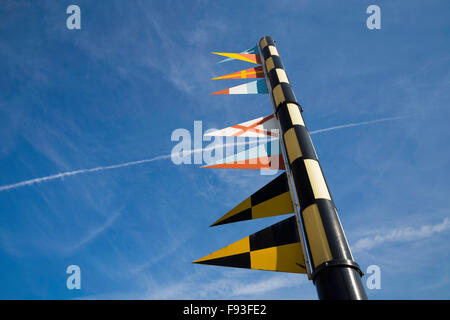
[66,210,123,254]
[143,272,306,299]
[78,270,309,300]
[353,217,450,253]
[231,274,306,296]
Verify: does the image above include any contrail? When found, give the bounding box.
[0,155,172,192]
[309,115,411,135]
[0,115,411,192]
[0,143,243,192]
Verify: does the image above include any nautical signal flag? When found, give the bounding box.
[201,139,284,170]
[194,216,306,274]
[212,66,265,80]
[216,46,258,63]
[211,172,294,226]
[210,79,268,95]
[204,114,278,138]
[212,52,261,64]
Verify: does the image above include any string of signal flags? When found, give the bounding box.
[192,36,368,300]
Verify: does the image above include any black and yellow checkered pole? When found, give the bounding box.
[258,36,367,300]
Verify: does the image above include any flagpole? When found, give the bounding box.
[258,36,367,300]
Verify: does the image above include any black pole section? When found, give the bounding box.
[258,36,367,300]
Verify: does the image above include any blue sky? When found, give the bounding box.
[0,0,449,299]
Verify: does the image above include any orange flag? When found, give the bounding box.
[212,66,265,80]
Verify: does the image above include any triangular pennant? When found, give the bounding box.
[211,172,294,226]
[194,216,306,274]
[212,66,265,80]
[217,46,258,63]
[210,79,268,95]
[202,139,284,170]
[212,52,261,64]
[205,115,278,138]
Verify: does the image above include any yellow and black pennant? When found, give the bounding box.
[194,216,306,273]
[211,172,294,226]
